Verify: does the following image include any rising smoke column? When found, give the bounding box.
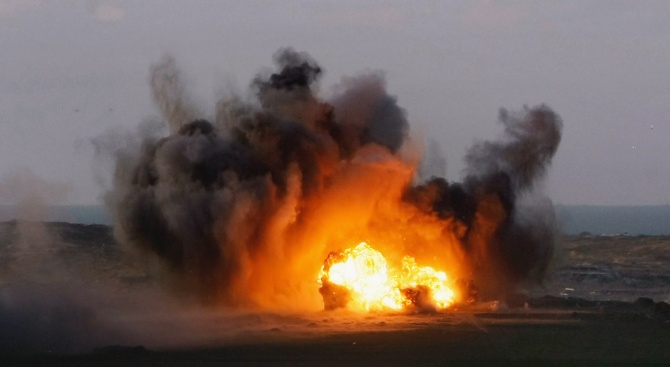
[109,49,409,306]
[464,107,561,297]
[406,107,562,301]
[109,48,562,308]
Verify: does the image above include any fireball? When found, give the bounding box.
[318,242,456,311]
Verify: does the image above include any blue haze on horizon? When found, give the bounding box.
[1,204,669,236]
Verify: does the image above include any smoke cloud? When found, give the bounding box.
[0,171,119,353]
[107,48,562,309]
[408,106,562,299]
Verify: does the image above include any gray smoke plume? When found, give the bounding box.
[406,106,562,301]
[464,106,562,296]
[108,48,562,308]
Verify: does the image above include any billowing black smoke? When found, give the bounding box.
[109,49,410,304]
[108,48,561,307]
[406,107,562,300]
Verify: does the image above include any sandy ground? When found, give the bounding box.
[1,222,669,365]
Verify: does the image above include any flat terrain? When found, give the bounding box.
[4,307,670,366]
[537,234,670,302]
[1,222,669,366]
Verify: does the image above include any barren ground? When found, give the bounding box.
[1,222,669,366]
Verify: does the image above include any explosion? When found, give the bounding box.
[106,48,562,312]
[318,242,455,311]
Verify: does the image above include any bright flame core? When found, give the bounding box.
[318,242,455,311]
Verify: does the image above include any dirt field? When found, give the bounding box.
[537,234,670,303]
[1,222,669,366]
[4,307,670,366]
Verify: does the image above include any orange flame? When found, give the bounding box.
[318,242,456,311]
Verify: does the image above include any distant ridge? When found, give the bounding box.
[555,205,670,236]
[0,205,111,226]
[1,205,669,236]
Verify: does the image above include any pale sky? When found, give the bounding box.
[1,0,669,205]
